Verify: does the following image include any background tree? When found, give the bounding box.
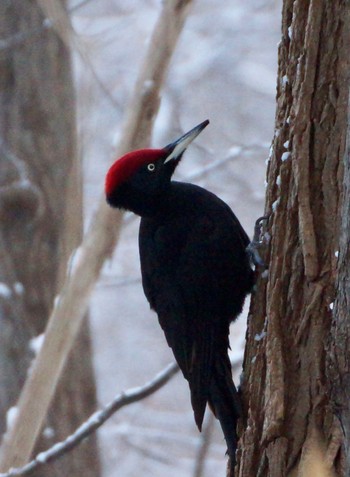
[237,0,350,476]
[0,1,100,475]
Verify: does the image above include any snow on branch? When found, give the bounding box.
[0,0,193,472]
[0,363,179,477]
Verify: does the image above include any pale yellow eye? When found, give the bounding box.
[147,163,156,172]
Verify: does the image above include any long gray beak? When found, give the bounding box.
[164,120,209,163]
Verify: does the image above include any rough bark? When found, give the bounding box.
[328,93,350,471]
[236,1,350,476]
[0,1,100,476]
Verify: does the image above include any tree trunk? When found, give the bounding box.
[236,1,350,476]
[0,1,100,475]
[328,78,350,473]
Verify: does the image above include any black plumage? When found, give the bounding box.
[105,120,254,461]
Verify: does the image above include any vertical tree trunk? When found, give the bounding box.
[236,1,350,476]
[0,1,100,475]
[328,94,350,472]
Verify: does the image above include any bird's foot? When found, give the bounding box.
[246,215,269,268]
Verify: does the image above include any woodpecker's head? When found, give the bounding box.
[105,119,209,216]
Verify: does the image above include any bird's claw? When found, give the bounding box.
[252,216,269,243]
[246,215,269,268]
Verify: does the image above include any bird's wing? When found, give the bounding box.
[172,215,239,429]
[150,279,215,431]
[140,209,250,430]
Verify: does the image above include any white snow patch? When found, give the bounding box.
[254,330,266,342]
[283,140,289,148]
[261,269,269,279]
[281,151,291,162]
[251,356,257,364]
[37,441,66,463]
[264,232,271,242]
[29,334,45,355]
[272,198,280,212]
[14,282,24,295]
[264,180,268,188]
[288,25,293,40]
[276,174,281,187]
[6,406,18,431]
[36,452,49,464]
[43,18,53,29]
[54,295,61,309]
[43,427,55,439]
[87,411,102,426]
[67,246,84,276]
[329,302,334,310]
[227,145,242,158]
[266,145,274,164]
[335,251,339,258]
[281,75,288,87]
[0,283,11,299]
[143,79,154,93]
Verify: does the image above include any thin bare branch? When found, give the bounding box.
[0,0,193,471]
[185,143,268,183]
[0,363,179,477]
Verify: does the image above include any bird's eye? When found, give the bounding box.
[147,163,156,172]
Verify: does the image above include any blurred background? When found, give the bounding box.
[73,0,280,475]
[0,0,281,476]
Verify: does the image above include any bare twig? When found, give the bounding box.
[0,363,179,477]
[0,0,193,471]
[185,143,268,183]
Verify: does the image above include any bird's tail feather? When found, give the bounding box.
[208,352,241,461]
[189,335,213,431]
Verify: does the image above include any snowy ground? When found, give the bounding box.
[70,1,281,475]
